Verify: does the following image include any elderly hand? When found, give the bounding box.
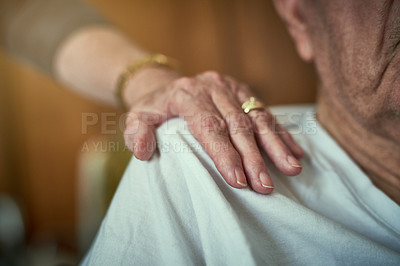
[123,69,304,194]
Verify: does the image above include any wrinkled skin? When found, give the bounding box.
[274,0,400,203]
[124,69,304,194]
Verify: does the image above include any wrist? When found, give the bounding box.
[122,66,182,109]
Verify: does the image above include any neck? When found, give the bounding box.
[316,94,400,205]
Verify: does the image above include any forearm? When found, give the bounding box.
[53,26,177,106]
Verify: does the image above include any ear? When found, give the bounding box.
[273,0,314,62]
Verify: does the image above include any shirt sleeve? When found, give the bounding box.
[0,0,109,74]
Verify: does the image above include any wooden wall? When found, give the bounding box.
[0,0,316,253]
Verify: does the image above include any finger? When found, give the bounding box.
[168,77,250,189]
[232,82,304,159]
[233,84,303,176]
[188,111,249,188]
[210,88,274,194]
[251,110,303,176]
[173,93,248,188]
[275,123,305,159]
[124,111,166,160]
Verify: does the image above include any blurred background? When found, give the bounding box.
[0,0,316,265]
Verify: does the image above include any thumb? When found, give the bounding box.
[123,110,168,160]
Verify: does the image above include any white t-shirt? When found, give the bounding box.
[82,105,400,265]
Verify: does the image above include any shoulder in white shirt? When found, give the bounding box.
[82,105,400,265]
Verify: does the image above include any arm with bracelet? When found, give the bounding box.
[1,0,304,193]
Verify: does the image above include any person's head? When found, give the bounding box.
[274,0,400,143]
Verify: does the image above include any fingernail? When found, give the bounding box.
[287,155,302,168]
[260,172,273,188]
[235,168,247,187]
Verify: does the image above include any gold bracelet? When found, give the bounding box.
[115,54,181,111]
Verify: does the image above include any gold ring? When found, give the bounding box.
[241,97,264,114]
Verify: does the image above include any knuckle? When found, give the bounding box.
[137,112,164,126]
[246,153,266,167]
[202,70,223,82]
[252,110,273,122]
[135,136,148,146]
[215,149,241,167]
[169,77,195,95]
[124,111,139,124]
[252,111,276,133]
[169,77,200,101]
[226,112,253,135]
[223,75,243,91]
[196,113,228,135]
[278,127,290,137]
[124,120,139,135]
[232,128,253,136]
[174,77,194,88]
